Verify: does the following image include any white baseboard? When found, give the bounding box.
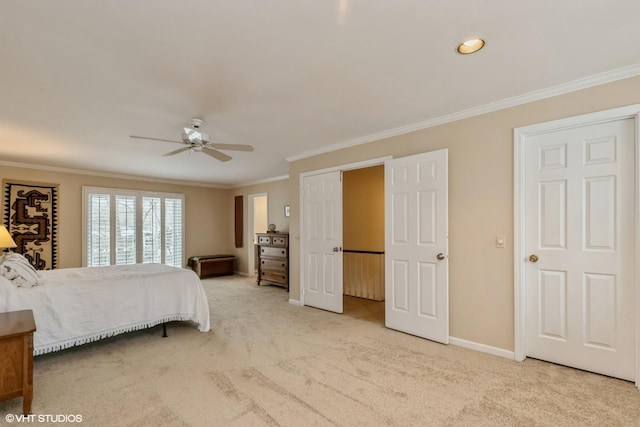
[234,270,251,277]
[449,336,515,360]
[288,299,303,306]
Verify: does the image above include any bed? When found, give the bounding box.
[0,256,211,355]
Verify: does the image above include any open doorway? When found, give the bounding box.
[248,193,268,275]
[342,165,385,326]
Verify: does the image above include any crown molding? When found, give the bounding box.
[0,160,230,189]
[286,63,640,163]
[232,174,289,188]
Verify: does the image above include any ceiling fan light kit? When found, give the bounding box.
[130,118,253,162]
[182,118,209,143]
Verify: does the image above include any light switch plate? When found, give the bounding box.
[496,235,506,248]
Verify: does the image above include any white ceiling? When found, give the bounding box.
[1,1,640,186]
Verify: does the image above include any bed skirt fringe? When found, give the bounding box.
[34,314,201,356]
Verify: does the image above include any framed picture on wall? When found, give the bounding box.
[284,205,290,217]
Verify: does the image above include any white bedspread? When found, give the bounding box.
[0,263,211,355]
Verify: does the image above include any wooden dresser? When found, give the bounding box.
[256,233,289,291]
[0,310,36,415]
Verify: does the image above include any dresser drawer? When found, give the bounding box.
[261,258,288,271]
[258,235,272,245]
[260,270,288,284]
[271,235,288,246]
[261,246,287,258]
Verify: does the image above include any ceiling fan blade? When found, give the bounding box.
[202,147,232,162]
[130,135,184,145]
[206,143,254,152]
[163,147,191,157]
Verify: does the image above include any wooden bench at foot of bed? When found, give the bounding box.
[187,255,236,279]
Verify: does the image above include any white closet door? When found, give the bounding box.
[385,149,449,343]
[302,171,343,313]
[524,118,634,381]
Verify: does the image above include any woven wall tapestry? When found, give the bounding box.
[2,180,59,270]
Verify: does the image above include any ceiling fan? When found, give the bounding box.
[130,118,254,162]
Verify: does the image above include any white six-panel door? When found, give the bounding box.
[302,171,343,313]
[385,149,449,343]
[524,118,634,381]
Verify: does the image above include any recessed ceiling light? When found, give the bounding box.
[457,38,485,55]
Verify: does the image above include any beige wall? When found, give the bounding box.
[343,166,384,252]
[229,178,290,274]
[0,165,231,268]
[288,74,640,352]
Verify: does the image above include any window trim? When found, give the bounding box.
[82,186,185,267]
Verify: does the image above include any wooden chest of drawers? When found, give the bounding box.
[256,233,289,291]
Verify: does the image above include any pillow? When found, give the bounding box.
[0,252,40,288]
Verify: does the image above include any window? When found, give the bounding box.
[87,194,110,267]
[116,195,136,265]
[83,187,184,268]
[142,197,161,264]
[164,198,183,268]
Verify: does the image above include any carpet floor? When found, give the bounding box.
[1,275,639,426]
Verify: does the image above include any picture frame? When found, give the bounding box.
[284,205,290,217]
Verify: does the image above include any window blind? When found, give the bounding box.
[164,198,183,268]
[115,195,136,265]
[142,197,162,264]
[83,187,184,268]
[87,193,110,267]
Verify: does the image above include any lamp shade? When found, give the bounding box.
[0,225,17,249]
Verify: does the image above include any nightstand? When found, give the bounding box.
[0,310,36,415]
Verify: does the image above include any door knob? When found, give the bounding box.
[436,253,445,260]
[529,254,539,263]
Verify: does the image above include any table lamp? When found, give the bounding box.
[0,225,17,251]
